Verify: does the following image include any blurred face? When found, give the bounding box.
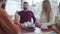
[23,3,29,10]
[0,0,6,6]
[42,2,49,10]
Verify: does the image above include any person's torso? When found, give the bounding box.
[18,10,32,23]
[40,12,48,23]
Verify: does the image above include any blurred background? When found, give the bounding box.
[5,0,60,21]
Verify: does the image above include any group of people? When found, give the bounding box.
[0,0,60,34]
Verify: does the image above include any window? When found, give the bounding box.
[5,0,59,20]
[6,0,21,15]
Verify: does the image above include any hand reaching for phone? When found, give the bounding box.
[35,22,42,28]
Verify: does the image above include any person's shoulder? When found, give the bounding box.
[16,11,20,13]
[0,8,5,11]
[28,10,32,12]
[28,10,33,13]
[0,8,6,13]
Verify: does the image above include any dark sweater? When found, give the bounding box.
[18,10,36,23]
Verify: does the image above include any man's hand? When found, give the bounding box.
[35,22,42,28]
[14,13,20,26]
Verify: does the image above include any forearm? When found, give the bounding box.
[54,28,60,34]
[52,25,60,34]
[14,13,20,32]
[0,18,19,34]
[0,11,19,34]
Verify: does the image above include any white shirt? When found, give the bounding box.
[40,10,55,26]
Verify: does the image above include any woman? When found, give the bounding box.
[39,0,55,27]
[0,0,20,34]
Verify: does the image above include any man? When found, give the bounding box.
[0,0,20,34]
[17,2,36,27]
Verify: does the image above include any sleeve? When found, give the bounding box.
[14,11,20,26]
[31,11,36,23]
[0,8,19,34]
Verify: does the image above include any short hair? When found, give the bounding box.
[43,0,49,3]
[23,2,28,4]
[1,3,6,9]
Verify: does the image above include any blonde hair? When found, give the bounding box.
[42,0,51,22]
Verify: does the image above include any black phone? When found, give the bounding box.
[26,27,35,30]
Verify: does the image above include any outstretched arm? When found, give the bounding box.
[0,8,19,34]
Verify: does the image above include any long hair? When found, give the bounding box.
[42,0,51,22]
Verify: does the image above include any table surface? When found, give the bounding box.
[18,27,57,34]
[19,31,57,34]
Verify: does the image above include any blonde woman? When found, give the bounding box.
[39,0,55,27]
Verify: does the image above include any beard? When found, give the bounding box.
[23,7,27,10]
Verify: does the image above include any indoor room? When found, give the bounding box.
[0,0,60,34]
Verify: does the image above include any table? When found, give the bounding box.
[18,27,57,34]
[19,31,57,34]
